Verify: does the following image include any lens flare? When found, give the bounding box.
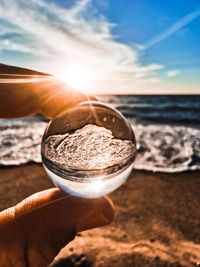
[57,64,97,94]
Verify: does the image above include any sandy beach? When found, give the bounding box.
[0,163,200,266]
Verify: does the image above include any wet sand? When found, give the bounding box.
[0,164,200,266]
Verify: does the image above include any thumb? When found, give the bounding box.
[0,188,114,266]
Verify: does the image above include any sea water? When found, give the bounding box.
[1,95,200,173]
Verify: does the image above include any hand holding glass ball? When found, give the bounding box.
[42,101,137,198]
[0,70,115,266]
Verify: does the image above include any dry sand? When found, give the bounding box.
[0,164,200,266]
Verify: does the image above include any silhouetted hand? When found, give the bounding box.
[0,64,114,267]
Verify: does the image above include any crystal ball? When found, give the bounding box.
[41,101,137,198]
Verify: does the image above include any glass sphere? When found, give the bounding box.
[41,101,137,198]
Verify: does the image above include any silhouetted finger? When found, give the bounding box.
[0,63,96,118]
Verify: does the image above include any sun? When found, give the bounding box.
[57,64,96,94]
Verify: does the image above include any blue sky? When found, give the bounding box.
[0,0,199,94]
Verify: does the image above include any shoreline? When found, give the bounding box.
[0,163,200,266]
[1,160,200,174]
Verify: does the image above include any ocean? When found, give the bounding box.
[0,95,200,173]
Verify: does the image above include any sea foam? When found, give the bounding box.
[0,118,200,173]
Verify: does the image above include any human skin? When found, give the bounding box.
[0,64,114,267]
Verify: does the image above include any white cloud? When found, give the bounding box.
[167,70,179,77]
[0,39,33,53]
[0,0,163,93]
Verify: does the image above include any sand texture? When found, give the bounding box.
[43,124,136,170]
[0,164,200,266]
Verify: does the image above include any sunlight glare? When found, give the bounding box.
[58,64,97,94]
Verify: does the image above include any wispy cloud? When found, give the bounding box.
[139,7,200,50]
[0,0,162,93]
[167,70,179,77]
[0,39,33,53]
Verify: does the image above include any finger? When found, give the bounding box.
[38,79,96,118]
[0,64,96,118]
[0,188,68,224]
[0,188,114,266]
[0,188,114,228]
